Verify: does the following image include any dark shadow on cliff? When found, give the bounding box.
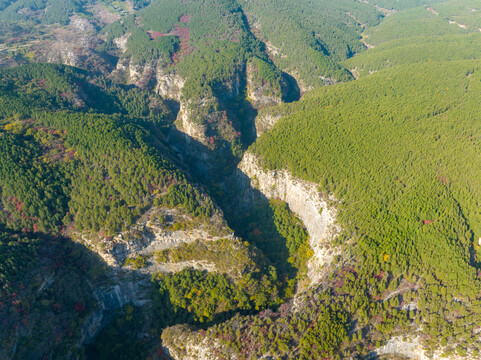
[167,125,242,184]
[225,95,258,148]
[0,228,114,360]
[281,72,301,103]
[0,225,195,360]
[163,99,181,120]
[222,169,299,281]
[166,119,300,292]
[162,123,301,281]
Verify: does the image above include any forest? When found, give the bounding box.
[2,0,481,359]
[241,4,481,355]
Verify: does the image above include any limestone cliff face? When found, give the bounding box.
[128,61,154,87]
[113,33,130,53]
[163,325,219,360]
[246,62,282,107]
[175,99,211,146]
[254,112,282,137]
[111,31,186,96]
[211,63,244,101]
[375,336,474,360]
[286,70,312,95]
[79,275,151,345]
[236,152,339,283]
[155,68,185,101]
[110,56,156,90]
[170,93,243,180]
[80,207,232,272]
[173,67,243,144]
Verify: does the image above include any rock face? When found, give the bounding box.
[246,62,282,107]
[37,15,104,69]
[155,68,185,101]
[113,33,130,53]
[175,99,211,145]
[254,112,282,137]
[375,337,425,359]
[375,336,476,360]
[80,207,232,272]
[236,152,339,283]
[79,274,151,345]
[128,61,154,88]
[163,326,219,360]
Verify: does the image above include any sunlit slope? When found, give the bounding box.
[345,33,481,77]
[252,59,481,295]
[361,0,481,46]
[346,1,481,76]
[0,64,216,235]
[240,0,381,85]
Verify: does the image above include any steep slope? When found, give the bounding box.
[162,2,481,359]
[0,63,238,359]
[240,0,381,88]
[0,63,316,359]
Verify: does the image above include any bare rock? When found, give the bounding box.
[236,152,340,284]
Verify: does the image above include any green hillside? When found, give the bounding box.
[232,2,481,356]
[0,64,217,235]
[241,0,381,86]
[4,0,481,359]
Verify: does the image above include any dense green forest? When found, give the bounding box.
[0,64,215,235]
[240,0,380,86]
[3,0,481,359]
[243,6,481,354]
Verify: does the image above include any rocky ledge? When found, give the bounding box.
[236,152,340,284]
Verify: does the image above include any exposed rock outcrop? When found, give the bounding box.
[113,33,130,53]
[254,112,282,136]
[163,325,219,360]
[151,260,217,274]
[246,62,282,107]
[235,152,340,283]
[80,207,232,271]
[286,70,312,95]
[36,15,107,70]
[374,336,476,360]
[375,337,426,359]
[80,276,151,345]
[155,68,185,101]
[175,99,211,146]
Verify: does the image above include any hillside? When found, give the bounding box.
[0,63,228,359]
[0,63,315,359]
[161,1,481,359]
[2,0,481,359]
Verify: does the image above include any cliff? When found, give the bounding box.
[79,206,232,273]
[235,152,340,284]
